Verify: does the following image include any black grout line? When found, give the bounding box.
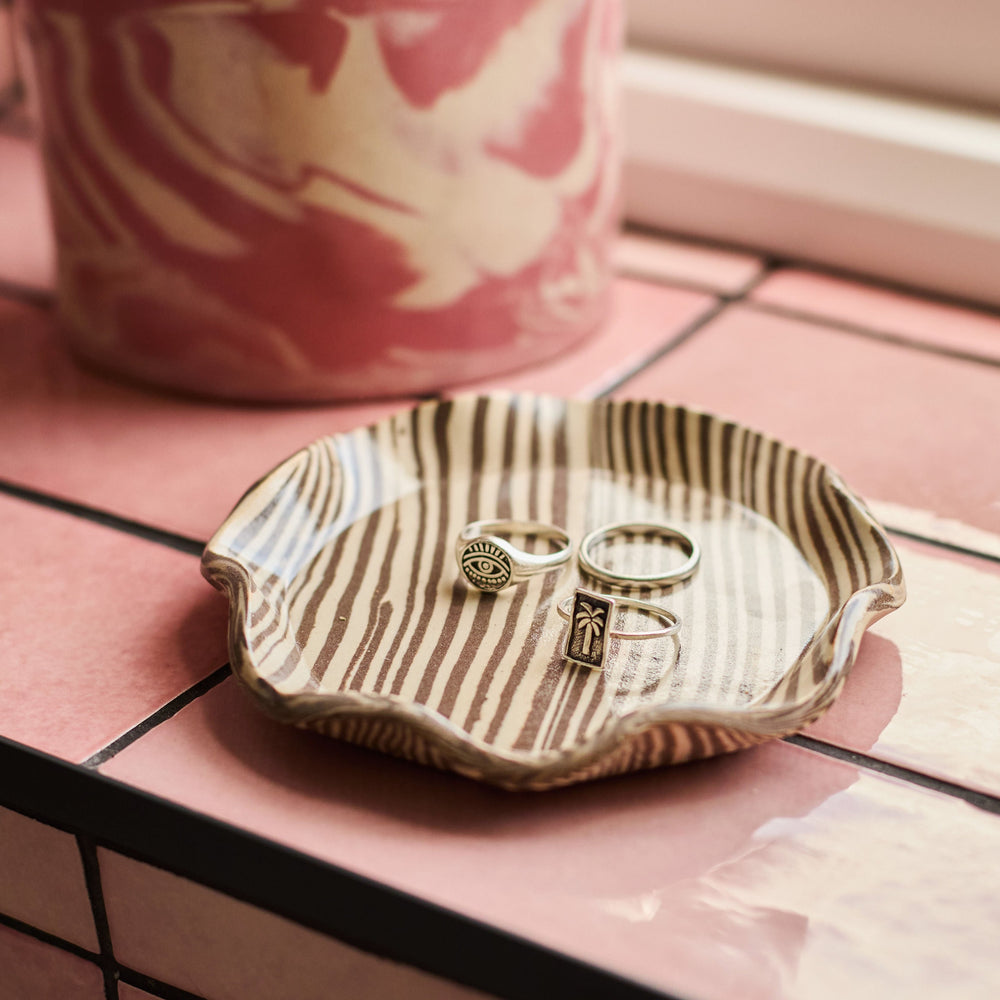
[620,271,764,302]
[621,218,1000,322]
[597,257,783,398]
[731,258,784,300]
[82,665,232,769]
[620,221,1000,371]
[0,902,209,999]
[76,836,120,1000]
[595,296,731,398]
[0,276,53,307]
[0,478,207,556]
[118,968,209,1000]
[0,908,103,966]
[786,734,1000,815]
[621,219,769,267]
[886,525,1000,566]
[747,299,1000,372]
[781,254,1000,324]
[615,246,782,303]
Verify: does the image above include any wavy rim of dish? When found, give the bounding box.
[202,393,906,781]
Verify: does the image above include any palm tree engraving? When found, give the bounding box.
[575,601,607,657]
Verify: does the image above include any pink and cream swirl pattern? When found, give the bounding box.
[26,0,622,400]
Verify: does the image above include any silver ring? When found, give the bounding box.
[457,520,572,592]
[557,588,680,670]
[578,521,700,588]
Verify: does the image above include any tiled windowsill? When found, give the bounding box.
[2,123,1000,1000]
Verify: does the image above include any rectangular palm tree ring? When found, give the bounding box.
[563,588,614,670]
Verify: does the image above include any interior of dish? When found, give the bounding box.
[203,393,904,788]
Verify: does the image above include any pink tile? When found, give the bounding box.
[753,268,1000,363]
[614,304,1000,541]
[0,806,97,951]
[0,923,105,1000]
[0,492,229,762]
[100,851,492,1000]
[100,681,1000,1000]
[615,230,763,294]
[807,538,1000,796]
[0,135,54,293]
[117,987,157,1000]
[0,298,411,540]
[452,277,716,397]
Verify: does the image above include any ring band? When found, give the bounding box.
[557,588,680,670]
[457,520,572,592]
[578,521,701,588]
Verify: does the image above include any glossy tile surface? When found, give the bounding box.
[453,277,715,397]
[614,304,1000,545]
[0,298,407,540]
[806,538,1000,795]
[0,492,228,762]
[615,230,764,293]
[753,268,1000,362]
[100,850,493,1000]
[0,806,97,951]
[0,923,105,1000]
[100,682,1000,1000]
[117,987,157,1000]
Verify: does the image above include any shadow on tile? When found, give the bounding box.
[804,632,903,753]
[181,649,900,884]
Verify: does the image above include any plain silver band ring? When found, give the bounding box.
[457,520,572,592]
[578,521,701,587]
[556,593,681,639]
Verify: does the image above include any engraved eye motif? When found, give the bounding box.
[460,540,512,591]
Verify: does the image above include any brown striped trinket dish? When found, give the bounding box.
[202,393,905,790]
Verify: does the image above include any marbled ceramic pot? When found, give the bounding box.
[23,0,622,401]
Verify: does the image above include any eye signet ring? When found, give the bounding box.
[557,588,681,671]
[578,521,701,588]
[457,520,572,593]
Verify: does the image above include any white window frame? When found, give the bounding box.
[622,1,1000,307]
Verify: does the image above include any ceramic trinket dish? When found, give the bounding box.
[202,393,905,790]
